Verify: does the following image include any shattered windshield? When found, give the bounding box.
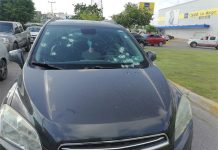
[31,25,148,69]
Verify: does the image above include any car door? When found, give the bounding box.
[17,23,26,47]
[198,36,209,46]
[154,35,163,44]
[14,23,23,47]
[0,41,8,61]
[146,35,155,44]
[207,36,217,47]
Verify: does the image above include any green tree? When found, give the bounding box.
[146,25,157,33]
[72,3,104,21]
[112,3,152,29]
[0,0,35,24]
[31,12,42,23]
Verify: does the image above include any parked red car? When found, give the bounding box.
[145,34,166,46]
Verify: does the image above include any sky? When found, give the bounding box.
[33,0,193,19]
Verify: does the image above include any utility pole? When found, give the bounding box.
[48,1,56,15]
[100,0,103,16]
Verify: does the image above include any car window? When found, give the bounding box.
[27,26,41,32]
[148,35,154,37]
[0,22,13,33]
[154,35,161,38]
[133,34,141,39]
[209,37,216,40]
[31,26,147,69]
[18,23,24,32]
[203,36,209,40]
[14,24,20,34]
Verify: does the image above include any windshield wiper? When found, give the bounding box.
[31,62,62,70]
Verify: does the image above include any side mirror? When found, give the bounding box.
[9,49,24,69]
[145,51,157,61]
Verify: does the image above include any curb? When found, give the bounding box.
[170,81,218,117]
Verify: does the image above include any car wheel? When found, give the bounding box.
[139,43,145,49]
[0,59,8,81]
[25,39,31,52]
[13,42,19,50]
[158,42,163,47]
[190,42,197,48]
[215,46,218,50]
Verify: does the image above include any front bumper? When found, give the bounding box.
[3,43,13,51]
[0,138,20,150]
[175,120,193,150]
[0,121,193,150]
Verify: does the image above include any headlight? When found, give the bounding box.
[0,105,42,150]
[175,95,192,140]
[1,37,10,44]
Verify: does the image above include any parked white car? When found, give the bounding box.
[188,36,218,50]
[26,26,41,44]
[0,41,8,81]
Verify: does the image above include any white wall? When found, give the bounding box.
[164,29,209,39]
[158,0,218,39]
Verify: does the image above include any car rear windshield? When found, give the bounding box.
[0,22,13,33]
[31,25,148,69]
[27,26,41,32]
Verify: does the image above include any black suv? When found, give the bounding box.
[0,20,193,150]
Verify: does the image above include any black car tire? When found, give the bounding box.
[215,46,218,50]
[0,59,8,81]
[25,39,31,52]
[190,42,197,48]
[13,42,19,50]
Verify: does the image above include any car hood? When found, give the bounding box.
[0,32,13,38]
[19,66,174,144]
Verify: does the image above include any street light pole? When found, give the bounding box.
[48,1,56,15]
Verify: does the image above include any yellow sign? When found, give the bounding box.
[189,8,218,18]
[139,2,155,14]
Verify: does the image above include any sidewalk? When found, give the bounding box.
[171,81,218,117]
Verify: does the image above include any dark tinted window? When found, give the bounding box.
[31,25,147,69]
[27,26,41,32]
[132,33,142,39]
[210,37,216,40]
[17,23,24,32]
[154,35,161,38]
[0,22,13,33]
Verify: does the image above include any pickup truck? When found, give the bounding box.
[0,21,31,51]
[188,36,218,50]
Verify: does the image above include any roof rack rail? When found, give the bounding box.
[43,17,60,26]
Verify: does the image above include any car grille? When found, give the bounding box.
[58,133,169,150]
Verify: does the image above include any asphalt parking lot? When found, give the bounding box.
[163,38,218,51]
[0,49,218,150]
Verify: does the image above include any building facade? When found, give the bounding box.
[157,0,218,39]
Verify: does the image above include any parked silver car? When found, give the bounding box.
[0,21,31,52]
[26,26,41,43]
[0,41,8,81]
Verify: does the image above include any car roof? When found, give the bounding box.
[47,19,123,29]
[0,21,19,24]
